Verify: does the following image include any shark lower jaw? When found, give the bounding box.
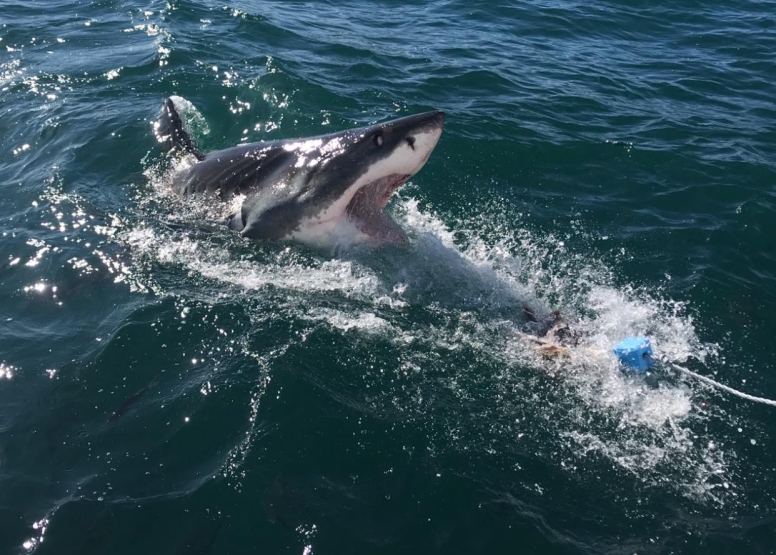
[346,174,410,244]
[286,174,410,247]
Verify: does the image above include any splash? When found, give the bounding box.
[393,198,736,501]
[119,145,752,510]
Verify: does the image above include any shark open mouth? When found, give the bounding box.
[346,174,410,244]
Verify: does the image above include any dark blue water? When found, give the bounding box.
[2,1,776,553]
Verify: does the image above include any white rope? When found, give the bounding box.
[670,363,776,407]
[515,331,776,406]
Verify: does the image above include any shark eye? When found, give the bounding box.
[373,133,384,147]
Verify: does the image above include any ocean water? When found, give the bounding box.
[2,0,776,553]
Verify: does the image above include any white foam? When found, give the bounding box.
[124,226,382,297]
[306,308,391,335]
[127,151,738,506]
[390,197,735,502]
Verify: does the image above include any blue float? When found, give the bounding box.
[613,337,654,372]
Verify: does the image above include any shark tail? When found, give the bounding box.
[157,96,206,161]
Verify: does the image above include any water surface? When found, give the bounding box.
[2,1,776,553]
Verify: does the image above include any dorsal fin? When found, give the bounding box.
[158,97,206,161]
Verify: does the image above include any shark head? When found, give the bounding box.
[235,111,445,246]
[161,97,445,247]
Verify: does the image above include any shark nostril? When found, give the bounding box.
[405,136,416,150]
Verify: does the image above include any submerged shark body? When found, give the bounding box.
[157,97,444,246]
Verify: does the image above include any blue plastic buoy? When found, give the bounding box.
[613,337,654,372]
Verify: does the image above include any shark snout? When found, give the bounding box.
[404,111,445,150]
[406,110,445,134]
[400,111,444,172]
[429,110,445,127]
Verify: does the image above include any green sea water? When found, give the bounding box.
[2,1,776,553]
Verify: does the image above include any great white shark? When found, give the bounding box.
[156,96,444,246]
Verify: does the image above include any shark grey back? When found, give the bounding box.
[157,96,444,246]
